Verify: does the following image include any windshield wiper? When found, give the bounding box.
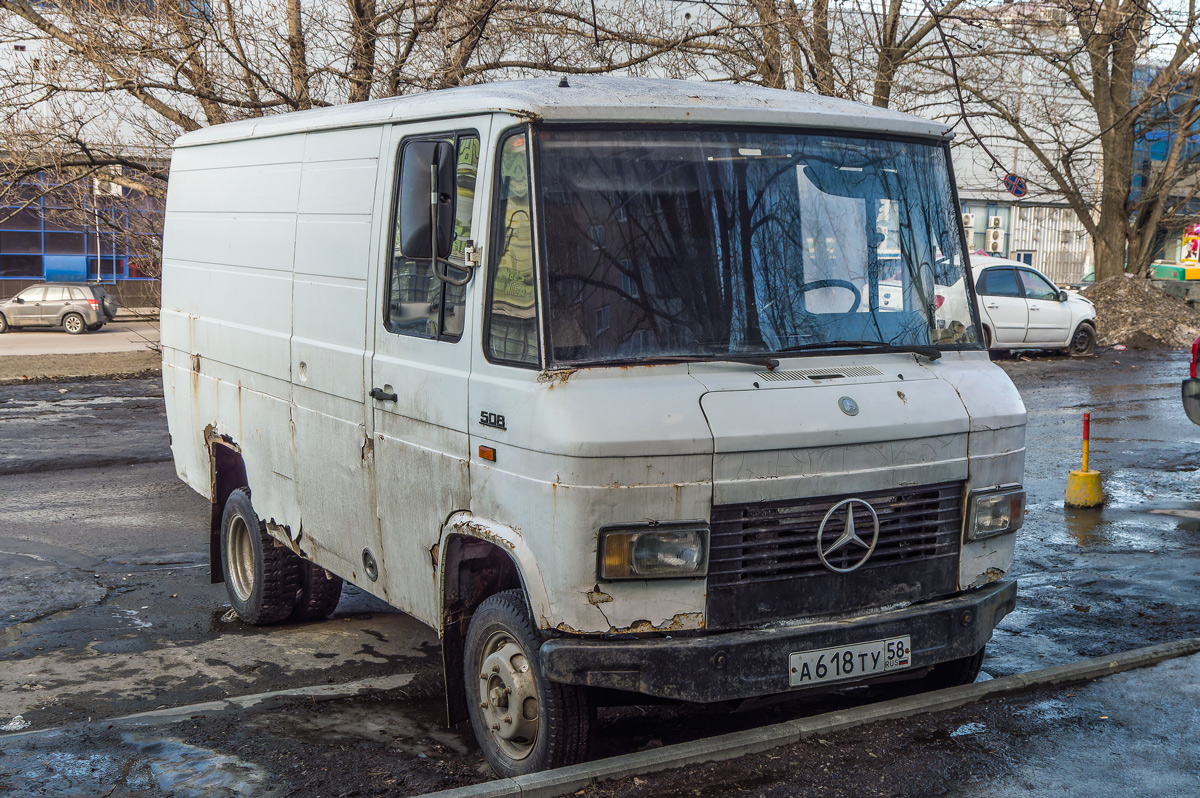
[775,340,942,360]
[599,353,781,369]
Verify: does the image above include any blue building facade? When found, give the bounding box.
[0,178,162,292]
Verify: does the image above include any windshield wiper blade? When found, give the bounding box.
[630,353,781,369]
[775,340,942,360]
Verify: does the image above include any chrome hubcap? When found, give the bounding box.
[226,515,255,602]
[477,631,539,760]
[65,316,81,332]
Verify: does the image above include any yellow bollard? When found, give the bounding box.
[1065,412,1104,508]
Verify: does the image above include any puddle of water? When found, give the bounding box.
[0,732,269,798]
[123,734,269,797]
[950,722,986,737]
[1015,698,1079,722]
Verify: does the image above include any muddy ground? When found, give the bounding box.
[2,346,1199,796]
[0,350,160,385]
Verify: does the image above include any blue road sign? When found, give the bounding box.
[1004,173,1028,198]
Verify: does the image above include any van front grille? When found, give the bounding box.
[705,481,963,629]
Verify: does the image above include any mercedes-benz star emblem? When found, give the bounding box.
[817,498,880,573]
[839,396,859,416]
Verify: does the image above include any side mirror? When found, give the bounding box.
[398,140,456,261]
[14,297,23,304]
[1058,290,1069,302]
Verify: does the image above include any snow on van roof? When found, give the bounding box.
[174,77,951,147]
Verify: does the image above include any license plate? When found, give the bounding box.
[788,635,912,687]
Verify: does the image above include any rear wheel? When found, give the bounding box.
[290,560,343,621]
[1068,323,1096,357]
[63,313,85,335]
[220,488,300,625]
[464,589,593,776]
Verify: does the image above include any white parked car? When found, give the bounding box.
[970,255,1097,355]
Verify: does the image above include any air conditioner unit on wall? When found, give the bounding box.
[985,228,1005,252]
[962,213,976,230]
[989,215,1003,229]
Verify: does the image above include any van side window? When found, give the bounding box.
[485,131,539,366]
[385,133,479,341]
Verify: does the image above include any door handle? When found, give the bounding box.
[1030,306,1039,311]
[370,387,398,402]
[986,303,999,309]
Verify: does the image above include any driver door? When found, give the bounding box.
[369,118,489,624]
[8,286,45,326]
[1019,269,1072,344]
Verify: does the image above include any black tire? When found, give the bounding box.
[291,560,343,621]
[220,487,301,625]
[1068,323,1096,357]
[63,313,86,335]
[464,589,593,777]
[0,313,7,334]
[86,323,103,332]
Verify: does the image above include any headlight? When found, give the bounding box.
[966,486,1025,541]
[598,522,709,580]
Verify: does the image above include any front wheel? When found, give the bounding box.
[1068,323,1096,357]
[63,313,85,335]
[0,313,8,334]
[464,590,593,777]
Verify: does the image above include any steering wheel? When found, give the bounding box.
[798,279,862,313]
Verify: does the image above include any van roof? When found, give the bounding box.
[174,77,952,148]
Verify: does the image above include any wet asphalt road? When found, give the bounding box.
[1,347,1199,796]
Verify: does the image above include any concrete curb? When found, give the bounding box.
[0,673,415,741]
[421,637,1200,798]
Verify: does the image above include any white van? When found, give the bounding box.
[161,78,1026,776]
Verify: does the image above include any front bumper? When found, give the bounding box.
[541,579,1016,703]
[1184,379,1200,425]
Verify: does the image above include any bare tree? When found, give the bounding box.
[948,0,1200,280]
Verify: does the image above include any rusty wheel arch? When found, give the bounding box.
[206,429,247,585]
[439,533,525,725]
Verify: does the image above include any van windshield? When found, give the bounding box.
[536,127,977,367]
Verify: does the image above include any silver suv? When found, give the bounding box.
[0,283,116,334]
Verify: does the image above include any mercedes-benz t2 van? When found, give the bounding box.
[161,77,1026,776]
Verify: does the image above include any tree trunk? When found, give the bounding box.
[287,0,312,110]
[749,0,787,89]
[811,0,834,95]
[871,0,904,107]
[347,0,378,104]
[1092,124,1133,282]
